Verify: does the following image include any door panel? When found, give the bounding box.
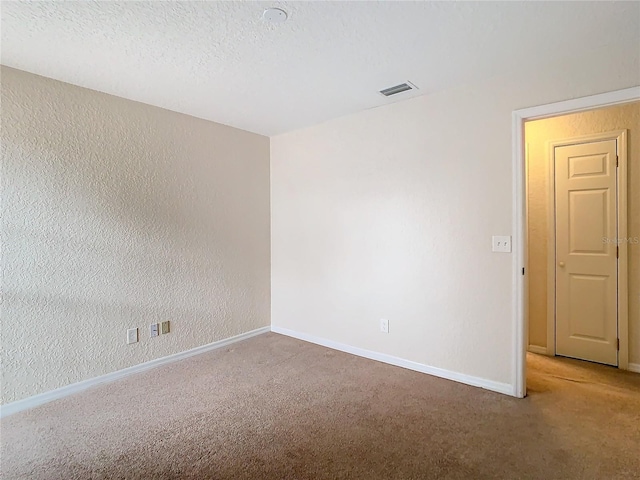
[555,139,618,366]
[568,189,609,254]
[568,274,608,340]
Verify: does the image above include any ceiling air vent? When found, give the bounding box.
[379,81,418,97]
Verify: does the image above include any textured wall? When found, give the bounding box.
[0,67,271,404]
[271,43,640,387]
[526,103,640,364]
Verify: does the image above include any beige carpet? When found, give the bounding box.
[1,333,639,479]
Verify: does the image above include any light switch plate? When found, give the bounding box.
[492,235,512,253]
[150,323,159,338]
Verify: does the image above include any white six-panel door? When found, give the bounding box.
[554,139,618,366]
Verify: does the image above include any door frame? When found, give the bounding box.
[545,131,628,365]
[512,86,640,398]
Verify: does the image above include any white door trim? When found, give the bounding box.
[512,86,639,398]
[545,131,628,367]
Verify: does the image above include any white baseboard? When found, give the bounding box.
[271,326,515,397]
[0,326,270,418]
[628,363,640,373]
[527,345,548,355]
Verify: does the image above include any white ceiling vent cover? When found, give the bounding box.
[379,81,418,97]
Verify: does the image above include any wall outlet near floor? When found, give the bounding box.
[161,321,170,335]
[380,318,389,333]
[127,328,138,344]
[150,323,159,338]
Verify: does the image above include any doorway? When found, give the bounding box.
[512,88,640,398]
[531,131,627,367]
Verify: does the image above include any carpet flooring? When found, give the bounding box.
[1,333,639,479]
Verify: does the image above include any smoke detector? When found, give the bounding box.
[379,81,418,97]
[263,8,288,23]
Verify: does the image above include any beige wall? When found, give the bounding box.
[0,67,271,404]
[526,103,640,364]
[271,42,640,390]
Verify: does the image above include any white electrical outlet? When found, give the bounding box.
[380,318,389,333]
[127,328,138,344]
[492,235,512,253]
[150,323,159,338]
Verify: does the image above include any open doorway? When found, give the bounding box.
[512,88,640,398]
[525,112,634,367]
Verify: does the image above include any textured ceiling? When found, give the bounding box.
[2,1,639,136]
